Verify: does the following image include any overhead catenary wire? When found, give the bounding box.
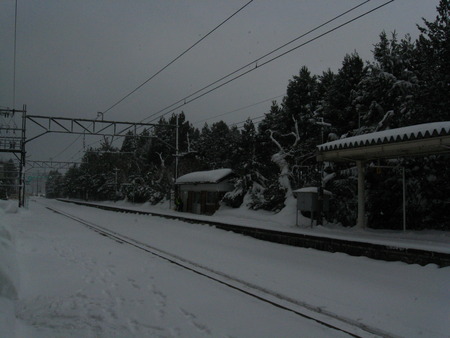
[52,135,84,160]
[13,0,18,108]
[51,1,254,161]
[65,94,284,163]
[147,0,395,123]
[231,115,265,129]
[192,94,284,126]
[70,0,395,160]
[141,0,374,124]
[101,0,254,116]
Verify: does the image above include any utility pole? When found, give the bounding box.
[36,170,39,195]
[315,117,331,226]
[19,105,27,207]
[114,168,119,197]
[175,114,179,180]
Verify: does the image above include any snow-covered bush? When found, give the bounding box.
[0,221,18,300]
[122,171,170,205]
[247,182,266,210]
[222,177,245,208]
[0,218,17,338]
[325,170,358,227]
[259,180,287,212]
[123,182,152,203]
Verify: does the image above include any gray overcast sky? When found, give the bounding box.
[0,0,441,165]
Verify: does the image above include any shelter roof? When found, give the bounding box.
[175,168,233,185]
[293,187,332,196]
[317,122,450,162]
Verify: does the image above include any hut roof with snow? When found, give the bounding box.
[175,169,234,215]
[175,168,234,185]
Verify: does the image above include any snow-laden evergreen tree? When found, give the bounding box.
[283,66,321,147]
[353,32,418,133]
[74,140,121,200]
[413,0,450,123]
[63,165,82,199]
[223,118,268,208]
[251,69,322,211]
[57,1,448,228]
[197,121,239,169]
[320,52,366,135]
[45,170,64,198]
[401,0,450,230]
[0,160,18,199]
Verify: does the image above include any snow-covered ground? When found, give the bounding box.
[95,197,450,254]
[1,198,449,337]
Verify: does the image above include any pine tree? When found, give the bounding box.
[197,121,238,169]
[283,66,320,143]
[414,0,450,122]
[63,165,82,199]
[0,160,18,199]
[354,32,418,132]
[45,170,64,198]
[223,118,267,208]
[320,52,366,135]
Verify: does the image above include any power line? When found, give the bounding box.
[142,0,374,124]
[153,0,394,122]
[192,94,284,126]
[52,135,83,160]
[64,94,281,162]
[101,0,254,116]
[231,115,265,129]
[71,0,395,159]
[67,112,267,163]
[51,1,254,162]
[13,0,18,108]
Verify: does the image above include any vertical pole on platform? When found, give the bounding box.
[19,105,27,207]
[356,160,365,228]
[402,167,406,232]
[172,114,179,211]
[175,114,179,180]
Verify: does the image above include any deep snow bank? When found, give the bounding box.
[0,200,19,336]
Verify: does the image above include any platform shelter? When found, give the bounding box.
[175,168,234,215]
[316,122,450,229]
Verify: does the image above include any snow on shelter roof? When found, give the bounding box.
[293,187,332,196]
[175,168,233,185]
[317,122,450,161]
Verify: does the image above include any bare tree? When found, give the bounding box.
[268,117,300,195]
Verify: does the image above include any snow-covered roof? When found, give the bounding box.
[318,122,450,152]
[293,187,332,196]
[175,168,234,185]
[317,122,450,161]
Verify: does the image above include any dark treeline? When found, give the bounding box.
[0,159,18,199]
[47,1,449,230]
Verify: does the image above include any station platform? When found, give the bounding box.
[57,199,450,267]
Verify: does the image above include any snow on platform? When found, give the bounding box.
[90,198,450,255]
[1,199,449,337]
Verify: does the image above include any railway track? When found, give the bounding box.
[47,204,395,338]
[57,199,450,267]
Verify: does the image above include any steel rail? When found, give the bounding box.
[57,199,450,267]
[46,204,396,338]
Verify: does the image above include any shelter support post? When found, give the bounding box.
[356,160,366,228]
[402,167,406,232]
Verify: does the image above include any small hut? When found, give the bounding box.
[175,168,234,215]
